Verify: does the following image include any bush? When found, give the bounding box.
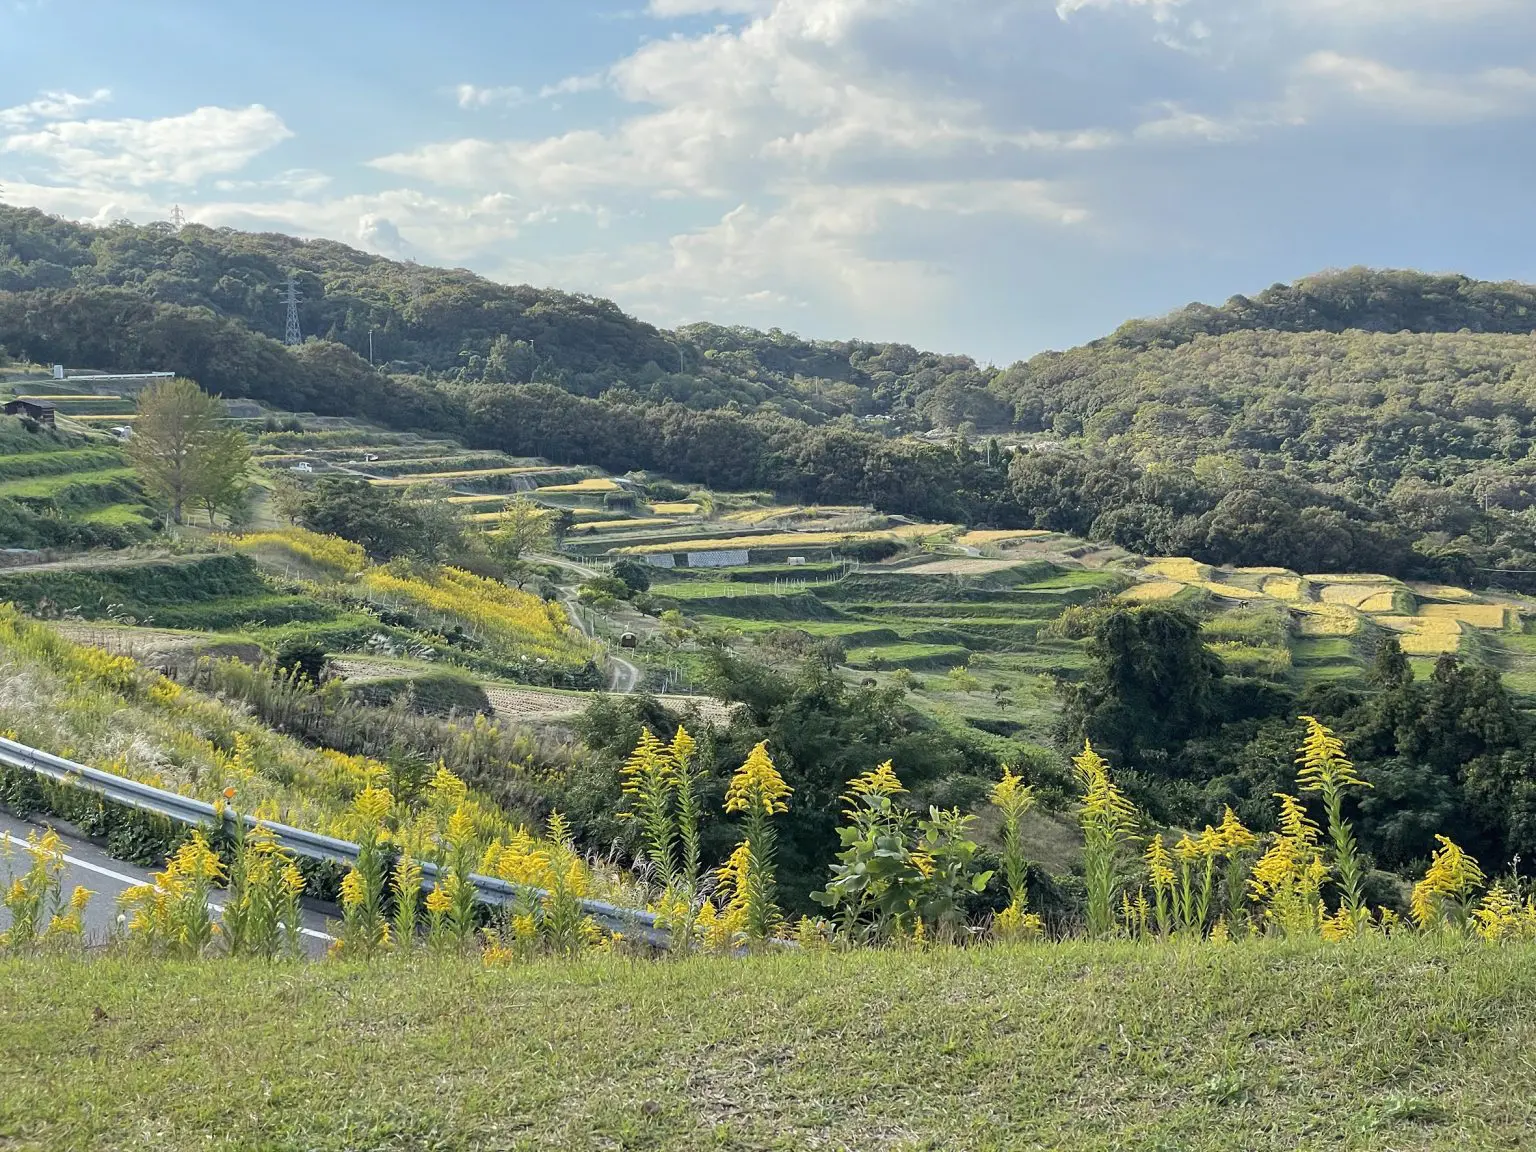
[347,672,493,718]
[274,640,328,685]
[610,558,652,596]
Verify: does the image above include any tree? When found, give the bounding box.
[610,557,652,596]
[404,485,469,563]
[293,476,420,559]
[486,497,552,564]
[125,377,237,525]
[191,426,252,526]
[1057,604,1225,775]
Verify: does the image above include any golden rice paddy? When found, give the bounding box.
[650,503,702,515]
[1319,584,1395,607]
[373,466,546,486]
[1295,604,1361,636]
[1145,557,1212,582]
[954,529,1053,547]
[1232,566,1296,577]
[1357,591,1401,613]
[1262,577,1306,601]
[573,518,676,532]
[1202,581,1258,600]
[1307,573,1396,585]
[1120,581,1186,602]
[537,478,622,494]
[1420,603,1508,629]
[1409,583,1479,603]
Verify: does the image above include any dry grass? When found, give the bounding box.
[1420,603,1508,629]
[1120,580,1186,602]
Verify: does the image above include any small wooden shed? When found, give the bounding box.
[3,399,56,427]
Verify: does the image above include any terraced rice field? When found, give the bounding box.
[1120,580,1186,602]
[898,558,1027,576]
[538,478,621,494]
[953,529,1053,548]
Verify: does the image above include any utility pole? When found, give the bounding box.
[282,275,303,347]
[368,327,374,366]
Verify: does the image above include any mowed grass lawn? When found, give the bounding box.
[2,941,1534,1150]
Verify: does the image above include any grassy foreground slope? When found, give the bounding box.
[3,943,1534,1151]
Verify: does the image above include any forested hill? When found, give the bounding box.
[0,204,994,425]
[1104,268,1536,350]
[13,201,1536,584]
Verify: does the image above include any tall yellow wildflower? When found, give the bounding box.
[1410,835,1485,931]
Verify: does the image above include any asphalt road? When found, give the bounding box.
[0,810,336,955]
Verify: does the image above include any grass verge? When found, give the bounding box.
[1,941,1533,1150]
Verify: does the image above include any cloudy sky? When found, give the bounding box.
[2,0,1534,362]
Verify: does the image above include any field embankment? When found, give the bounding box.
[1,941,1532,1151]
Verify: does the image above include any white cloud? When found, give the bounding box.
[1282,0,1514,24]
[3,104,291,187]
[212,168,332,196]
[614,179,1086,323]
[647,0,771,14]
[1295,51,1536,123]
[1056,0,1188,21]
[538,73,607,99]
[454,84,527,109]
[0,88,112,129]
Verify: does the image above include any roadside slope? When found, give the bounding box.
[2,941,1533,1151]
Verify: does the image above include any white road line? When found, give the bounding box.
[2,831,335,942]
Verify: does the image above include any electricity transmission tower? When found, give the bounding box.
[170,205,186,232]
[282,275,303,346]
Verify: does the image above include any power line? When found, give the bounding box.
[282,275,303,347]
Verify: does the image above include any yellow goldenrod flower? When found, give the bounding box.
[1296,716,1370,795]
[425,886,453,915]
[339,868,366,911]
[445,805,476,850]
[1217,807,1256,854]
[725,742,792,815]
[1144,835,1175,891]
[1411,835,1485,930]
[352,786,394,829]
[845,760,905,805]
[990,765,1036,818]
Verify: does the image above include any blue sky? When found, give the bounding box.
[2,0,1535,364]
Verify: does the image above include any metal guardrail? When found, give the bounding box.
[0,735,668,948]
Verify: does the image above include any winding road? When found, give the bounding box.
[0,810,336,955]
